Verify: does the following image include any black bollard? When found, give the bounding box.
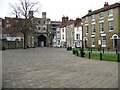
[117,53,120,62]
[77,51,79,56]
[100,52,102,60]
[89,51,91,59]
[116,49,117,54]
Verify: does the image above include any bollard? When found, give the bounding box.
[116,49,117,54]
[77,51,79,56]
[89,51,91,59]
[117,53,120,62]
[100,52,102,60]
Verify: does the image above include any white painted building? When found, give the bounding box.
[56,27,61,47]
[60,27,66,47]
[74,26,82,48]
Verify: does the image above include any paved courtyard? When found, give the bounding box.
[2,47,118,88]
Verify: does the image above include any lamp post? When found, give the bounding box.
[81,23,85,57]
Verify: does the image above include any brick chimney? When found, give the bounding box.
[62,16,69,25]
[104,2,109,7]
[88,9,92,13]
[65,16,69,22]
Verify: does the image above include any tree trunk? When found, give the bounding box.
[23,33,28,49]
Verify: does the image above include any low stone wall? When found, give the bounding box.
[2,40,23,49]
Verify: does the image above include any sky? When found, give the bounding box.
[0,0,119,21]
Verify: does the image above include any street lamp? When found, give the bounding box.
[81,23,85,57]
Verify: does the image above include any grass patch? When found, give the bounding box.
[72,48,80,51]
[73,52,118,62]
[84,53,117,62]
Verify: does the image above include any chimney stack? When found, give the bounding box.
[88,9,92,13]
[62,16,69,25]
[104,2,109,7]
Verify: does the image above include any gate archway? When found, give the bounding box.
[38,35,47,47]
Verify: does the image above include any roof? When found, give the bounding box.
[82,3,120,18]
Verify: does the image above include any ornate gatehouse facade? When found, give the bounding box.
[33,12,61,47]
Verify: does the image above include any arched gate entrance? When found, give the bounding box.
[38,35,47,47]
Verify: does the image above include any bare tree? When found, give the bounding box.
[10,0,40,49]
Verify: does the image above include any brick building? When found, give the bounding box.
[2,17,24,49]
[82,2,120,50]
[0,18,3,49]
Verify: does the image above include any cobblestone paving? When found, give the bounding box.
[2,47,118,88]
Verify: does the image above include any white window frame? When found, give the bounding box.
[85,16,88,23]
[85,25,89,34]
[101,35,106,47]
[108,9,113,17]
[91,24,95,34]
[99,12,104,19]
[91,36,95,47]
[62,29,64,32]
[108,20,114,32]
[76,34,80,40]
[99,22,104,33]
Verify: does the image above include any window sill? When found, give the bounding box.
[102,45,106,47]
[99,17,104,20]
[100,31,104,33]
[109,30,113,32]
[92,45,95,47]
[92,32,96,34]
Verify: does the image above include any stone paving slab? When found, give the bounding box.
[2,47,118,88]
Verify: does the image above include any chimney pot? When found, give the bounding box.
[104,2,109,7]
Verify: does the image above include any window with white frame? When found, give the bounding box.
[102,36,106,46]
[108,20,114,31]
[92,24,95,33]
[92,15,95,21]
[99,22,104,32]
[91,37,95,46]
[77,27,79,31]
[85,26,89,33]
[99,12,104,19]
[62,35,64,40]
[85,16,88,22]
[76,34,80,40]
[108,9,113,16]
[62,29,64,32]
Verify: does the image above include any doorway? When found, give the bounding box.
[38,35,46,47]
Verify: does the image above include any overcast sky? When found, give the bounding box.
[0,0,119,21]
